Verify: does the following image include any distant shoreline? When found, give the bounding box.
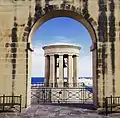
[31,77,93,85]
[31,77,92,79]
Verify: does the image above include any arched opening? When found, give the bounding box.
[28,10,97,107]
[29,10,96,43]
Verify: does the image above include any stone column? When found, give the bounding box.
[67,55,73,87]
[73,55,79,87]
[58,55,64,87]
[45,55,50,87]
[55,56,57,87]
[49,55,55,87]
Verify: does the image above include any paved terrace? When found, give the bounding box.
[0,105,120,118]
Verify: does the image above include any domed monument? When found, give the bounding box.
[42,43,81,88]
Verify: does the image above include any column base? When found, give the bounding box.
[49,83,54,87]
[73,83,78,87]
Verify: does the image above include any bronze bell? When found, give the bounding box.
[56,58,67,68]
[63,58,67,68]
[56,62,59,67]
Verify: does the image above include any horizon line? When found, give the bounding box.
[31,76,93,78]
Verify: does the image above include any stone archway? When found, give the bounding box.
[29,10,97,43]
[0,0,120,111]
[28,9,98,108]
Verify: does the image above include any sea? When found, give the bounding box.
[31,77,92,86]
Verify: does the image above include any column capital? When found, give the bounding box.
[49,54,55,56]
[76,55,79,57]
[59,54,64,56]
[45,55,49,57]
[73,55,79,57]
[68,54,73,56]
[68,54,79,57]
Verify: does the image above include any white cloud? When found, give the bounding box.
[31,46,45,77]
[50,36,83,49]
[53,36,71,41]
[78,55,92,77]
[32,46,44,56]
[32,40,43,47]
[49,36,72,45]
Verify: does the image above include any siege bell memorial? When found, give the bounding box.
[42,43,81,88]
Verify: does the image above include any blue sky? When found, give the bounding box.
[31,17,92,77]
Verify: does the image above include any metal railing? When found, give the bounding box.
[31,86,93,105]
[105,96,120,115]
[0,95,22,112]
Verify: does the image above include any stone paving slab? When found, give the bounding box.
[0,105,120,118]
